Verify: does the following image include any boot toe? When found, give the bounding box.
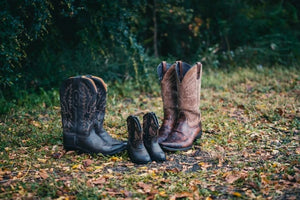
[128,144,151,164]
[160,140,193,152]
[146,142,166,162]
[107,142,127,155]
[151,152,166,162]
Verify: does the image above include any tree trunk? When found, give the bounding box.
[153,0,158,57]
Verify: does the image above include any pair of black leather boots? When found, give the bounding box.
[60,76,127,155]
[127,113,166,164]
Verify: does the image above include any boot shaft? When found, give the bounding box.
[60,76,97,136]
[143,112,166,162]
[84,75,107,133]
[127,115,143,147]
[175,61,202,127]
[143,112,159,142]
[157,61,178,111]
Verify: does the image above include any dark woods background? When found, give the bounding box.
[1,0,300,107]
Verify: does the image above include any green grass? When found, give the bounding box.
[0,66,299,199]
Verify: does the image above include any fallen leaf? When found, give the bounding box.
[159,191,168,197]
[170,192,194,200]
[56,196,68,200]
[72,164,81,169]
[52,152,62,159]
[166,168,180,173]
[295,147,300,155]
[260,174,271,185]
[37,158,47,163]
[224,172,241,184]
[109,156,122,162]
[39,170,49,179]
[4,147,11,152]
[93,177,106,185]
[275,108,284,116]
[137,181,152,193]
[232,192,242,197]
[31,120,42,128]
[82,159,93,167]
[198,162,211,170]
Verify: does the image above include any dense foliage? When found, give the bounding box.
[1,0,300,100]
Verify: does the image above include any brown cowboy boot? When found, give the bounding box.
[157,61,178,143]
[160,61,202,151]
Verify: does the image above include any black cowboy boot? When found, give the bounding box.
[143,112,166,162]
[86,75,127,154]
[60,76,123,155]
[127,115,151,164]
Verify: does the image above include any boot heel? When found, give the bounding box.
[63,134,78,151]
[195,130,202,140]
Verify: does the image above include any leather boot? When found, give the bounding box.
[143,112,166,162]
[160,61,203,151]
[127,115,151,164]
[85,75,127,154]
[157,61,178,143]
[60,76,124,155]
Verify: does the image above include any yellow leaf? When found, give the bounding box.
[4,147,11,152]
[37,158,47,163]
[109,156,122,162]
[232,192,242,197]
[206,197,213,200]
[31,120,42,128]
[18,186,25,195]
[159,191,167,197]
[56,196,69,200]
[72,164,79,169]
[139,166,147,170]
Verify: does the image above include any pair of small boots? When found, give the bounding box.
[157,61,203,151]
[60,75,127,155]
[127,112,166,164]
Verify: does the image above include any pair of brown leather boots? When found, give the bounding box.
[157,61,203,151]
[60,75,127,155]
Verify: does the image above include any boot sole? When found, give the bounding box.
[64,133,127,155]
[65,144,127,155]
[160,130,202,152]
